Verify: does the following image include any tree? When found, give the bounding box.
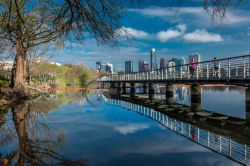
[0,0,123,92]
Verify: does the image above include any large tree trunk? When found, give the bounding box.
[14,41,26,92]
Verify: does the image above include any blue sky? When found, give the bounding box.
[49,0,250,71]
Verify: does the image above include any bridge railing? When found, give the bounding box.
[104,96,250,166]
[99,55,250,82]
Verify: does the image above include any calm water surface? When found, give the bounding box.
[137,85,246,118]
[0,89,246,165]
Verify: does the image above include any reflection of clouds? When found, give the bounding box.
[114,123,150,135]
[120,135,209,155]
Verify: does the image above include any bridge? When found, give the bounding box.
[99,55,250,85]
[98,55,250,123]
[103,95,250,166]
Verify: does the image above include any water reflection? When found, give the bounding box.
[136,85,245,118]
[0,94,85,165]
[104,95,250,166]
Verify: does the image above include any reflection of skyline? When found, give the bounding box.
[105,96,250,166]
[175,87,188,104]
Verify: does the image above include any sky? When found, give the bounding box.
[49,0,250,71]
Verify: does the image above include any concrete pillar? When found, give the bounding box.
[130,82,135,98]
[100,82,104,89]
[190,84,201,112]
[143,83,148,94]
[245,87,250,124]
[109,82,115,94]
[117,82,121,96]
[148,83,155,100]
[166,84,174,104]
[122,82,126,94]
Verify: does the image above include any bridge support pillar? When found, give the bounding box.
[191,84,201,112]
[117,83,121,96]
[148,83,155,100]
[109,82,116,94]
[122,83,126,94]
[100,82,104,89]
[143,83,148,94]
[245,87,250,124]
[166,84,174,104]
[130,82,135,98]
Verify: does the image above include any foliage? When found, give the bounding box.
[0,75,10,88]
[30,60,93,88]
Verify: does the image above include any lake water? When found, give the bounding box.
[0,87,248,166]
[136,85,246,119]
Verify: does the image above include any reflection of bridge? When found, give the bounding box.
[103,95,250,166]
[98,55,250,123]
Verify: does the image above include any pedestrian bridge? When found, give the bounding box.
[99,55,250,85]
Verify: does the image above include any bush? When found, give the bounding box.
[0,80,9,88]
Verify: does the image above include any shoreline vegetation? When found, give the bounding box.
[0,61,95,107]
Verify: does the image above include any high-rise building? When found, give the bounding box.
[106,63,114,73]
[100,64,106,72]
[138,60,144,72]
[167,57,186,72]
[99,62,114,73]
[160,58,167,70]
[143,62,150,72]
[150,48,157,70]
[138,60,149,72]
[96,61,101,72]
[125,61,133,73]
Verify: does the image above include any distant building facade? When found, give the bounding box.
[166,57,186,72]
[160,58,168,70]
[96,61,101,72]
[98,62,114,73]
[125,61,133,73]
[150,48,157,70]
[138,60,149,72]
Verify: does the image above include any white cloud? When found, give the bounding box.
[156,24,186,42]
[129,7,250,26]
[183,29,223,42]
[129,7,201,18]
[176,24,186,32]
[117,26,150,39]
[156,29,182,42]
[114,123,150,135]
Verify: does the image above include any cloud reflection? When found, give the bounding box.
[114,123,150,135]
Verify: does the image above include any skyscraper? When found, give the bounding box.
[106,63,114,73]
[150,48,157,70]
[138,60,149,72]
[143,62,150,72]
[160,58,167,70]
[125,61,133,73]
[138,60,144,72]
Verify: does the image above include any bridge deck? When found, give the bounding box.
[99,55,250,86]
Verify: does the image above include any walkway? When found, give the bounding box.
[99,55,250,85]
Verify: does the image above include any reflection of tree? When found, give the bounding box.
[0,100,85,165]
